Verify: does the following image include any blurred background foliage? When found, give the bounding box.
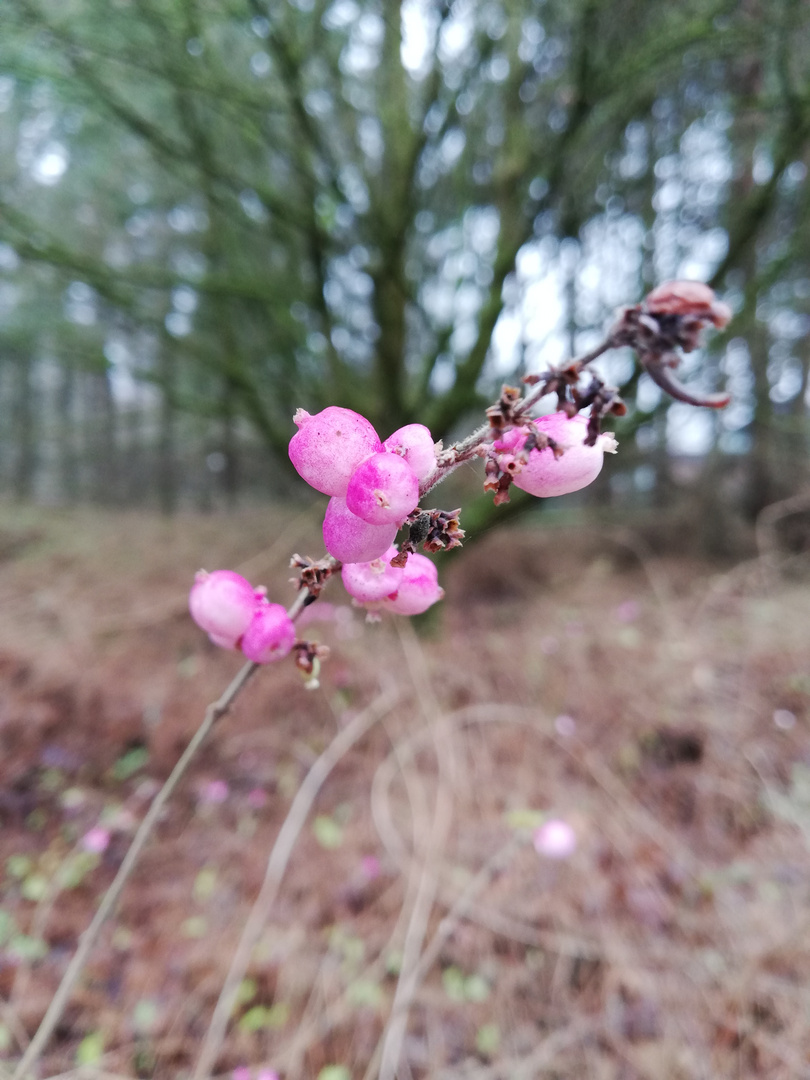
[1,0,809,545]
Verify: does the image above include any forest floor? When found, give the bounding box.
[0,502,809,1080]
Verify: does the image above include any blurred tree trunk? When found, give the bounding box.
[157,349,177,516]
[12,352,36,501]
[57,359,79,503]
[123,403,146,505]
[89,371,119,504]
[220,376,239,508]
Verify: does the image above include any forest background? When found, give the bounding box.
[1,0,809,546]
[2,2,810,1079]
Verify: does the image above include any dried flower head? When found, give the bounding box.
[644,279,732,329]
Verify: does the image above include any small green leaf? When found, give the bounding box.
[317,1067,351,1080]
[39,768,65,792]
[238,1006,271,1033]
[464,974,490,1002]
[8,935,48,962]
[7,855,33,880]
[180,916,207,938]
[384,949,402,975]
[787,673,810,695]
[313,815,343,849]
[61,787,86,810]
[132,999,159,1035]
[442,966,490,1003]
[265,1002,289,1028]
[475,1022,500,1056]
[113,746,149,781]
[347,979,383,1008]
[76,1031,104,1066]
[177,656,199,678]
[236,978,257,1005]
[21,873,49,902]
[57,852,100,890]
[442,966,467,1002]
[504,808,545,830]
[193,867,218,903]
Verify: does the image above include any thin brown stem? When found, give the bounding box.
[12,573,331,1080]
[11,660,260,1080]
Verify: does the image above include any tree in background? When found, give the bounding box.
[0,0,809,527]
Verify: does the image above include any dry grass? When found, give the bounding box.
[0,503,809,1079]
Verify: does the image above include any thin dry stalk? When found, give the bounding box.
[370,625,458,1080]
[0,996,29,1055]
[192,687,402,1080]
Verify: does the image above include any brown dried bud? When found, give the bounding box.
[422,508,465,552]
[644,280,732,329]
[290,553,338,597]
[293,639,330,676]
[492,475,513,505]
[486,384,523,430]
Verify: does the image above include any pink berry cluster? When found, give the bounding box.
[290,407,438,566]
[189,569,296,663]
[289,407,445,615]
[340,544,444,616]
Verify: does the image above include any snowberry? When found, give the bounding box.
[381,552,444,616]
[322,496,399,563]
[341,545,403,603]
[189,569,257,647]
[511,412,616,498]
[383,424,438,483]
[533,819,577,859]
[345,452,420,525]
[240,602,296,664]
[288,406,382,496]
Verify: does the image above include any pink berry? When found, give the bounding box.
[533,819,577,859]
[511,412,615,498]
[240,602,296,664]
[208,631,240,651]
[493,427,525,453]
[345,452,420,525]
[189,570,256,646]
[383,424,437,483]
[323,496,398,563]
[341,545,404,603]
[289,407,382,496]
[381,553,444,616]
[81,827,111,854]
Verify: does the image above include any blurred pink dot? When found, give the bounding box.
[616,600,641,623]
[232,1069,251,1080]
[361,855,381,880]
[201,780,229,804]
[533,819,577,859]
[81,827,110,854]
[247,788,268,809]
[554,714,576,737]
[256,1071,279,1080]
